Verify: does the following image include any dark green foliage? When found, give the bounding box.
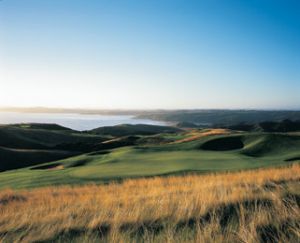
[176,122,200,128]
[138,110,300,126]
[226,120,300,132]
[259,120,300,132]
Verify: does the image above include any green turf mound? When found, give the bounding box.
[200,136,244,151]
[241,134,300,157]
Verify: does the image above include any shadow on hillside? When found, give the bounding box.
[285,156,300,162]
[200,136,244,151]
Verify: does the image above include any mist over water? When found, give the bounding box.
[0,112,167,131]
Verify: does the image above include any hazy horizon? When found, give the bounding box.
[1,106,300,113]
[1,0,299,110]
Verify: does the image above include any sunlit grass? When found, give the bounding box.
[0,164,299,242]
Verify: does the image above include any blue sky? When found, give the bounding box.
[0,0,299,109]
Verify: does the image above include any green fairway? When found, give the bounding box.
[0,131,299,189]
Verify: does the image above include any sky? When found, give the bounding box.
[0,0,299,110]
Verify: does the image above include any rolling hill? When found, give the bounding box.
[0,122,299,189]
[0,122,299,242]
[0,123,182,172]
[91,124,181,136]
[138,110,300,126]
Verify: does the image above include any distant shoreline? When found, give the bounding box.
[0,107,299,115]
[0,112,169,131]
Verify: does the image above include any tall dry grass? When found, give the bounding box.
[0,164,299,242]
[170,128,230,144]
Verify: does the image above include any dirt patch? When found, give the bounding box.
[31,163,64,170]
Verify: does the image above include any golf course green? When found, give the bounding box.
[0,123,299,189]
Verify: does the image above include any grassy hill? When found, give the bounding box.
[0,123,182,173]
[0,146,77,172]
[0,123,108,171]
[0,127,299,189]
[226,120,300,132]
[91,124,181,136]
[0,123,107,149]
[242,133,300,157]
[0,123,299,242]
[137,110,300,126]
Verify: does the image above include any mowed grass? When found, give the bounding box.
[0,132,299,189]
[0,164,299,242]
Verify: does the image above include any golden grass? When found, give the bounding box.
[0,164,299,242]
[171,129,230,144]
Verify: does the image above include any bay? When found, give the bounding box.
[0,112,167,131]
